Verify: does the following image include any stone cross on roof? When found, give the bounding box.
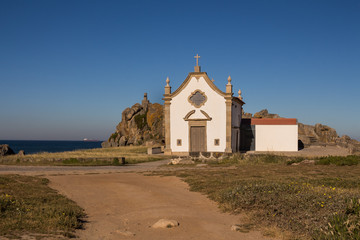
[194,54,201,72]
[194,54,200,66]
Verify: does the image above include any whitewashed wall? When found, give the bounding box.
[255,125,298,151]
[170,76,226,152]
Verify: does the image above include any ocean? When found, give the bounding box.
[0,140,102,154]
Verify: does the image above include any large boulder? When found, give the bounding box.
[314,123,338,143]
[0,144,15,156]
[298,123,339,145]
[103,94,164,148]
[253,109,280,119]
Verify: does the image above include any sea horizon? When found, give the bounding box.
[0,140,103,155]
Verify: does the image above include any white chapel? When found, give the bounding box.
[163,55,298,155]
[163,55,244,155]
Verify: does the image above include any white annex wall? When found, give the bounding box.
[255,125,298,151]
[170,76,226,152]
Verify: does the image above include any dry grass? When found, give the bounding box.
[154,156,360,239]
[0,146,168,165]
[0,175,85,238]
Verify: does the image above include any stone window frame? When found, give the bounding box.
[177,139,182,146]
[214,139,220,146]
[188,89,207,108]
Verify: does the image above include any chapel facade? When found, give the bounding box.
[163,55,244,155]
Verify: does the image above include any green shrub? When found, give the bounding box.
[134,113,147,129]
[108,132,119,141]
[62,158,79,164]
[113,158,120,165]
[316,155,360,166]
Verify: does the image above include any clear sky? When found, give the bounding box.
[1,0,359,141]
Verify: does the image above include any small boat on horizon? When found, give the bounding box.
[83,138,101,142]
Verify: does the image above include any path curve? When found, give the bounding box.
[48,173,269,240]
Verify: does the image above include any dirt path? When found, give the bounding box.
[0,160,170,175]
[48,173,270,240]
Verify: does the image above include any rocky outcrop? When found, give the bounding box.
[298,123,338,145]
[102,93,164,148]
[335,135,360,154]
[0,144,15,156]
[242,109,280,119]
[253,109,280,119]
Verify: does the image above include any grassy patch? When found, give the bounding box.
[207,153,305,166]
[154,162,360,239]
[316,198,360,239]
[0,146,168,166]
[316,155,360,166]
[0,175,85,238]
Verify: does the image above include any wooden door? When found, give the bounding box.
[190,126,206,152]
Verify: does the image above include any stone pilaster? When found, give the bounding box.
[225,76,233,153]
[163,77,172,155]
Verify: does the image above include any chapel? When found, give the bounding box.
[163,55,244,155]
[163,55,298,155]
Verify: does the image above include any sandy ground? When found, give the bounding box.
[48,173,270,240]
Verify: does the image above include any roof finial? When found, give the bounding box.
[238,89,243,100]
[227,75,232,85]
[164,77,171,95]
[226,75,233,93]
[194,54,201,72]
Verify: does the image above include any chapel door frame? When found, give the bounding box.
[188,120,207,152]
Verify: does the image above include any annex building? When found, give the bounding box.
[163,55,298,155]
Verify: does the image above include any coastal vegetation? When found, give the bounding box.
[0,175,85,238]
[156,154,360,239]
[0,146,167,166]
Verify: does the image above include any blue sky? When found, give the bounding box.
[0,0,359,141]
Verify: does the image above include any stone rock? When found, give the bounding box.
[291,159,315,166]
[169,158,195,165]
[231,225,242,231]
[0,144,15,156]
[119,136,127,146]
[253,109,280,119]
[18,150,25,156]
[241,109,252,119]
[101,141,111,148]
[196,163,208,167]
[104,94,164,148]
[335,135,360,154]
[314,123,338,143]
[151,219,179,229]
[114,229,135,237]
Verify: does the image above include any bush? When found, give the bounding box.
[134,113,147,129]
[316,155,360,166]
[62,158,79,164]
[113,158,120,165]
[108,132,119,141]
